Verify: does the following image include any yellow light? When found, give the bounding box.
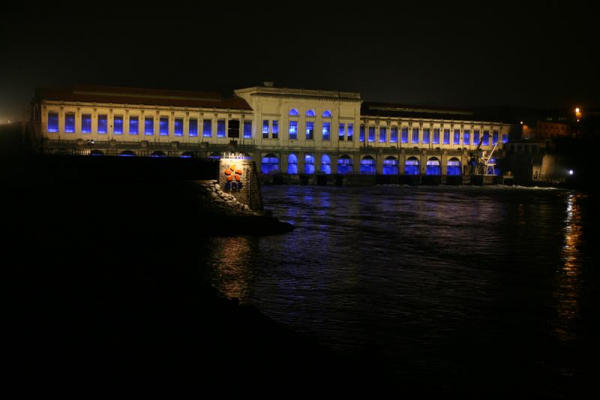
[575,108,580,113]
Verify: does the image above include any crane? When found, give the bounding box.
[469,136,499,176]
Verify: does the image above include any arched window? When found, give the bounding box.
[360,156,376,174]
[119,150,136,157]
[426,157,441,175]
[150,151,166,158]
[447,157,462,176]
[322,110,332,118]
[306,109,316,117]
[289,108,299,116]
[321,154,331,175]
[304,154,315,175]
[383,156,399,175]
[209,152,222,159]
[288,154,298,174]
[338,155,353,174]
[405,157,420,175]
[261,153,279,174]
[180,151,194,158]
[90,150,104,156]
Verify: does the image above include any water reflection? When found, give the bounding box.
[201,185,591,394]
[553,193,584,342]
[204,237,255,302]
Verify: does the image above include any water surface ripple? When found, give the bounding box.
[202,185,596,396]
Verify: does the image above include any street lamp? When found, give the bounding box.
[575,107,582,122]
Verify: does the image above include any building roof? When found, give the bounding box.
[35,85,252,110]
[235,86,362,102]
[362,102,482,122]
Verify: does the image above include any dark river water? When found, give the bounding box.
[199,185,597,397]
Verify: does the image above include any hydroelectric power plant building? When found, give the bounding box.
[32,84,512,184]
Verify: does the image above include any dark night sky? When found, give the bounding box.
[1,1,598,122]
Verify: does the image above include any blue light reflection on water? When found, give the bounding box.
[201,185,594,395]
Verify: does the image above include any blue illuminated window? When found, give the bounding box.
[243,121,252,139]
[447,158,461,176]
[412,128,419,144]
[289,121,298,139]
[82,114,91,134]
[348,123,354,141]
[379,127,387,143]
[454,129,460,145]
[262,120,269,138]
[322,122,331,140]
[383,156,399,175]
[492,130,499,145]
[48,112,59,132]
[217,120,226,138]
[433,129,440,145]
[114,116,123,135]
[261,153,279,174]
[443,129,450,145]
[189,119,198,137]
[368,126,375,142]
[360,156,376,174]
[474,130,480,145]
[339,123,345,140]
[159,117,169,136]
[502,134,508,144]
[65,113,75,133]
[321,154,331,174]
[338,155,353,174]
[401,128,408,143]
[390,127,398,143]
[360,125,365,142]
[306,109,316,117]
[306,122,314,140]
[129,116,139,135]
[405,157,420,175]
[463,130,470,145]
[322,110,332,118]
[483,130,490,146]
[289,108,299,116]
[98,115,108,134]
[174,118,183,136]
[203,120,212,137]
[426,158,441,175]
[422,129,430,144]
[272,120,279,139]
[144,117,153,135]
[288,154,298,174]
[305,154,315,174]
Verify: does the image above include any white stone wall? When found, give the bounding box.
[41,101,253,146]
[39,86,512,175]
[234,86,363,154]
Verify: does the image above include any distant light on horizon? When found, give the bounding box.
[569,170,574,176]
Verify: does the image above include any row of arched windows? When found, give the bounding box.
[261,154,464,176]
[289,109,332,118]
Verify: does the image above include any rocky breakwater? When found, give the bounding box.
[191,180,293,236]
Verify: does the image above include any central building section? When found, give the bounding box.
[234,85,362,177]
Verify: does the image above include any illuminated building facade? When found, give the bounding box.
[33,84,512,178]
